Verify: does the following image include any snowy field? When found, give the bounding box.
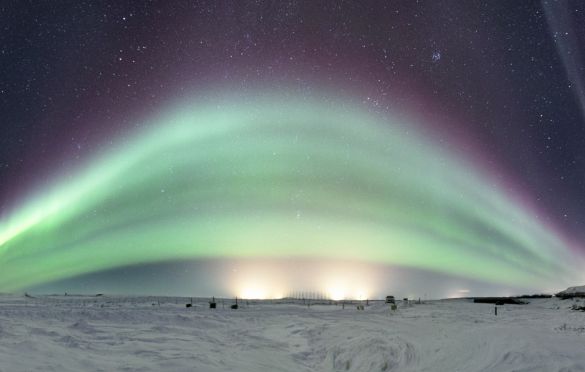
[0,294,584,372]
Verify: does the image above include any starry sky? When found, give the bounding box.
[1,1,585,298]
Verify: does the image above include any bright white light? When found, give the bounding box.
[224,258,382,300]
[328,286,346,301]
[239,286,268,299]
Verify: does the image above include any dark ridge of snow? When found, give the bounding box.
[556,285,585,299]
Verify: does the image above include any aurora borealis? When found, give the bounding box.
[1,94,583,294]
[1,1,585,297]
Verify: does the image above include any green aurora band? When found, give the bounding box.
[0,94,582,292]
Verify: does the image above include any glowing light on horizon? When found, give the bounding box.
[227,259,377,300]
[0,91,583,292]
[445,289,471,298]
[239,286,269,300]
[328,288,346,301]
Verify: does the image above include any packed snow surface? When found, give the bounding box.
[0,295,584,371]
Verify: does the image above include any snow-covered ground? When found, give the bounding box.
[0,294,584,371]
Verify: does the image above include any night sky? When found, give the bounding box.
[1,1,585,298]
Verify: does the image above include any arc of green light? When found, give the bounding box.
[0,93,582,291]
